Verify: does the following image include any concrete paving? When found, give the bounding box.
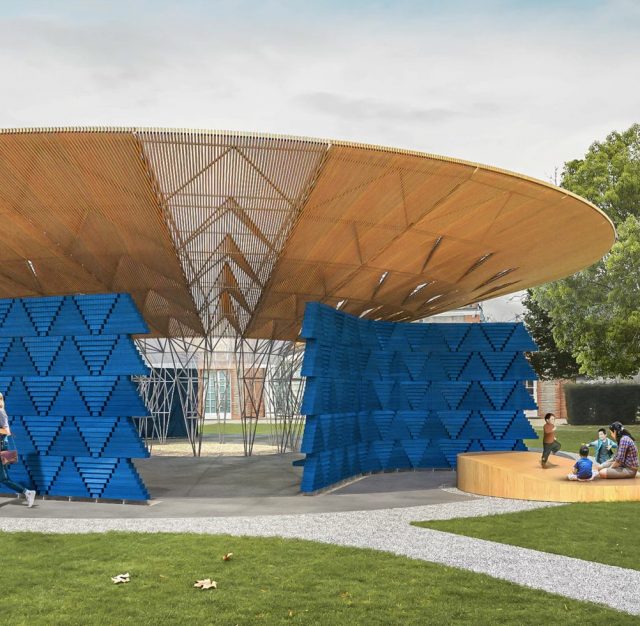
[0,453,474,518]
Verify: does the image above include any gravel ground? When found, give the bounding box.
[150,441,277,456]
[1,497,639,616]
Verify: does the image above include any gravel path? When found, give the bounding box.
[1,497,639,616]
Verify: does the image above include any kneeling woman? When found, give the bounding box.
[598,422,638,479]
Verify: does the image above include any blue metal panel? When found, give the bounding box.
[0,294,150,500]
[298,302,539,492]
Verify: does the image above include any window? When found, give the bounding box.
[205,370,231,414]
[524,380,535,400]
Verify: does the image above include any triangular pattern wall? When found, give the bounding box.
[0,294,151,501]
[299,303,538,493]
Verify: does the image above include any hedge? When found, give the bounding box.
[564,383,640,425]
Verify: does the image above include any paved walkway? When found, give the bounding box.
[1,496,639,616]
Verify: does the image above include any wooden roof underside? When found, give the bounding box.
[0,129,615,340]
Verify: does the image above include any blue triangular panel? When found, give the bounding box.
[459,414,493,439]
[8,416,37,455]
[75,416,118,456]
[6,378,37,414]
[49,379,89,415]
[458,353,493,381]
[75,377,117,415]
[26,455,64,492]
[24,415,65,453]
[440,324,470,351]
[2,338,38,375]
[481,382,517,410]
[458,325,493,352]
[49,337,90,376]
[47,458,91,498]
[458,382,494,410]
[482,324,516,350]
[75,457,118,497]
[503,414,537,440]
[48,416,91,457]
[22,298,63,335]
[0,338,12,367]
[23,337,64,375]
[75,294,118,333]
[439,411,470,438]
[439,440,470,468]
[74,336,116,375]
[0,301,37,337]
[503,324,537,352]
[504,353,537,381]
[23,377,63,413]
[101,295,149,335]
[49,298,90,336]
[481,353,515,380]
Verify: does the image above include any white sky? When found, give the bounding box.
[1,0,637,321]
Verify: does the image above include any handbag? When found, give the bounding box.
[0,449,17,465]
[0,436,17,465]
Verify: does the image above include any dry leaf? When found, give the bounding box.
[222,553,233,561]
[111,573,130,584]
[194,578,217,590]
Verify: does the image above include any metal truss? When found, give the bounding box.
[128,132,327,457]
[135,332,306,457]
[233,336,306,456]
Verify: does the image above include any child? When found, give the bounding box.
[541,412,561,467]
[567,445,598,481]
[585,428,617,466]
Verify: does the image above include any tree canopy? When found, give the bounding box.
[529,124,640,378]
[522,290,580,380]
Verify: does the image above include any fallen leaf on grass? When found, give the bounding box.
[222,552,233,561]
[194,578,217,590]
[111,573,130,584]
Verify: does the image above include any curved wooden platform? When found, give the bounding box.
[457,451,640,502]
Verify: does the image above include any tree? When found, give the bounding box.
[522,290,580,380]
[530,123,640,378]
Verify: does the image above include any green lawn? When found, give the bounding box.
[201,423,289,436]
[524,424,640,456]
[2,532,635,625]
[413,502,640,571]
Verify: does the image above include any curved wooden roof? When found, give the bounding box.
[0,128,614,340]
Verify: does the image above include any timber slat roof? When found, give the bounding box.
[0,128,615,339]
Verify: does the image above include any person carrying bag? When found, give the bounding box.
[0,392,35,507]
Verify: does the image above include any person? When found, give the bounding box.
[585,428,617,466]
[567,445,598,481]
[598,422,638,479]
[0,393,35,507]
[540,412,561,467]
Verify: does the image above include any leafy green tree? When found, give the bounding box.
[522,290,580,380]
[530,123,640,377]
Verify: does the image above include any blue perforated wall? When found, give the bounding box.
[299,303,538,493]
[0,294,151,500]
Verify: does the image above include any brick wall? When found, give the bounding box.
[536,379,568,418]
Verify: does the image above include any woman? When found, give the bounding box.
[598,421,638,479]
[0,393,36,507]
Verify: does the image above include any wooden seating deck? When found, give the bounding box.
[457,451,640,502]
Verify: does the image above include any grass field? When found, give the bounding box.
[413,502,640,571]
[1,532,635,625]
[524,424,640,456]
[201,422,276,436]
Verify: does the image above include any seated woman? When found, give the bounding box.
[598,422,638,479]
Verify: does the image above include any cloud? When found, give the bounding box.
[294,92,460,123]
[0,0,638,180]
